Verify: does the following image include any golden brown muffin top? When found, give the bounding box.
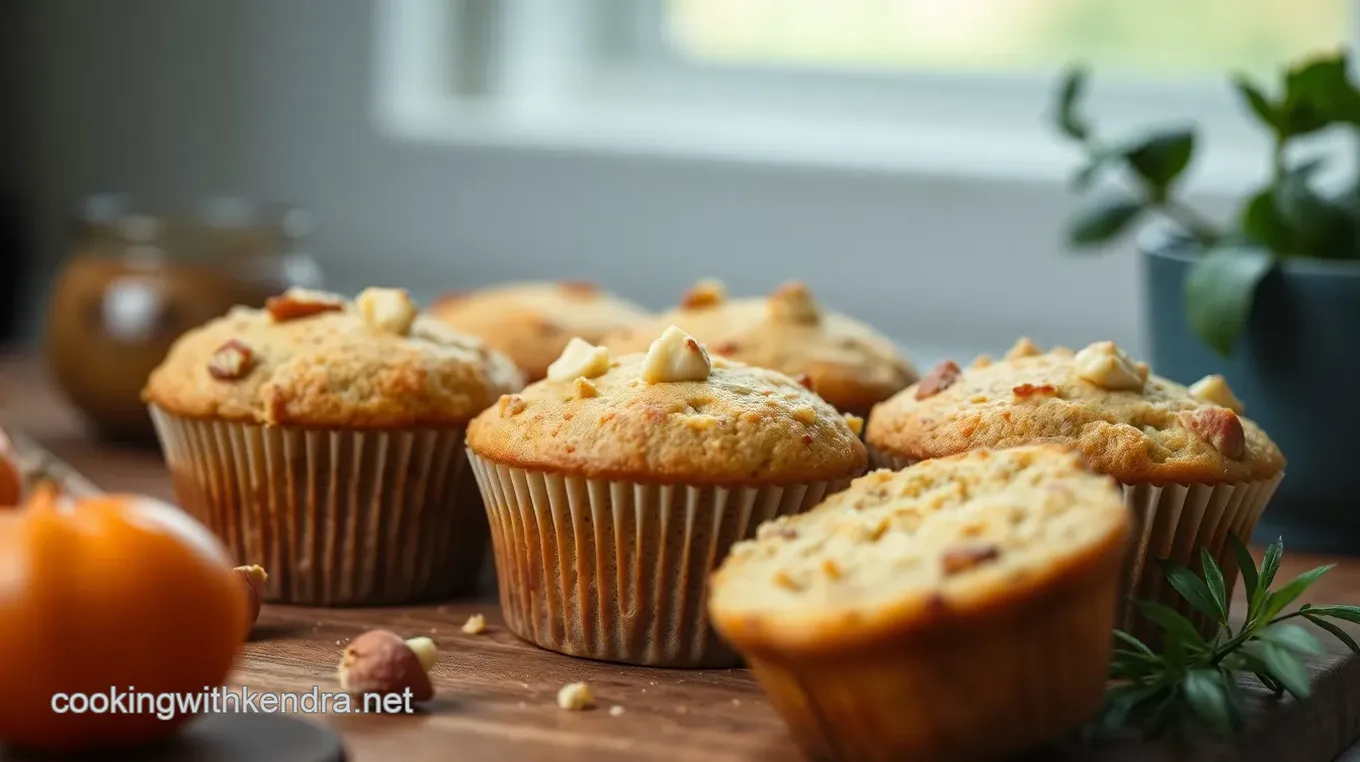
[427,280,651,381]
[708,445,1130,653]
[865,338,1284,484]
[466,327,868,485]
[143,287,524,428]
[599,279,917,416]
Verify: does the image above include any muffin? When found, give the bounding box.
[466,325,867,667]
[865,337,1285,642]
[600,279,917,417]
[427,280,651,381]
[144,287,524,605]
[709,445,1131,762]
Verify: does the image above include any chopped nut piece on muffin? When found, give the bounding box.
[681,278,727,310]
[1188,373,1245,413]
[546,337,612,382]
[428,281,650,381]
[1072,340,1148,391]
[356,287,418,336]
[601,279,917,417]
[641,326,712,384]
[207,340,257,381]
[709,445,1130,762]
[466,328,867,667]
[266,288,344,323]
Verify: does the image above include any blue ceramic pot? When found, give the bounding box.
[1142,235,1360,554]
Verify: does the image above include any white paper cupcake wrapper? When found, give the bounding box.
[467,450,851,668]
[150,405,488,606]
[866,445,1281,641]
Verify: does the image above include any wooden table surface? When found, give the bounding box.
[5,352,1360,762]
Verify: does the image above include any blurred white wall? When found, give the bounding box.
[12,0,1236,360]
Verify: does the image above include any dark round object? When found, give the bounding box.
[0,714,345,762]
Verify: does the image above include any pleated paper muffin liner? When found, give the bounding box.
[467,450,850,668]
[867,444,1281,642]
[150,405,489,606]
[736,567,1121,762]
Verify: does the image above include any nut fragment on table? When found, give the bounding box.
[557,681,595,710]
[233,564,268,635]
[461,613,487,635]
[609,705,625,717]
[265,288,345,323]
[337,630,437,703]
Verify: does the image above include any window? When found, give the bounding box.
[661,0,1348,80]
[376,0,1355,186]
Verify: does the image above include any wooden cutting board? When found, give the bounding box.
[6,427,1360,762]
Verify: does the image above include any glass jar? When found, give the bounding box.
[46,195,324,444]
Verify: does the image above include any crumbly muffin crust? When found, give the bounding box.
[143,287,524,428]
[600,280,917,416]
[428,281,651,381]
[466,328,867,485]
[709,445,1130,653]
[865,338,1284,484]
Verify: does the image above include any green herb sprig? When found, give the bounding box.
[1098,536,1360,739]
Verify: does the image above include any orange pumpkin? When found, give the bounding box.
[0,484,247,752]
[0,427,20,506]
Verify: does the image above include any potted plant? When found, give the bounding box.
[1054,52,1360,554]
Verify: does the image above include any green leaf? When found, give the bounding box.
[1280,53,1360,136]
[1234,651,1287,694]
[1304,613,1360,654]
[1300,605,1360,624]
[1263,564,1335,622]
[1261,622,1323,655]
[1230,535,1260,619]
[1272,162,1351,259]
[1122,128,1196,190]
[1233,76,1279,132]
[1068,196,1144,247]
[1056,66,1090,141]
[1159,558,1226,624]
[1098,684,1167,735]
[1183,669,1235,735]
[1115,629,1155,655]
[1260,539,1284,592]
[1138,601,1208,649]
[1255,671,1287,696]
[1240,187,1294,257]
[1183,245,1274,357]
[1200,548,1230,623]
[1258,642,1312,699]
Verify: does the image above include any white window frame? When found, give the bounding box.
[374,0,1354,191]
